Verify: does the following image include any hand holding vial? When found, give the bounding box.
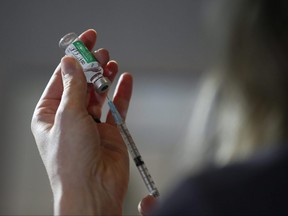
[31,29,134,215]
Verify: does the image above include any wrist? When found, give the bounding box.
[52,176,122,215]
[53,184,95,215]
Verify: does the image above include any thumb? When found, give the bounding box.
[138,195,157,216]
[60,56,87,111]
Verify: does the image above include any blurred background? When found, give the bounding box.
[0,0,225,215]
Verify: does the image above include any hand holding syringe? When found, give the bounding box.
[107,97,160,198]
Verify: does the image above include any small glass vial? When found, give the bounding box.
[59,32,111,93]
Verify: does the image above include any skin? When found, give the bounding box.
[31,29,156,215]
[31,28,130,214]
[138,195,157,216]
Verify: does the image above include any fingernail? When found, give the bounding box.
[107,61,118,76]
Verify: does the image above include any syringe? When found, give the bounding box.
[107,97,160,198]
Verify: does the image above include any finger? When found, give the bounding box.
[138,195,157,216]
[87,84,102,121]
[106,73,133,125]
[93,60,119,104]
[78,29,97,51]
[58,56,87,111]
[87,61,119,119]
[104,60,119,83]
[89,48,111,108]
[90,48,114,107]
[93,48,110,67]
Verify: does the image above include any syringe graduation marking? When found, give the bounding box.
[134,156,144,166]
[107,97,160,198]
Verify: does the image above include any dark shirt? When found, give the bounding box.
[152,146,288,215]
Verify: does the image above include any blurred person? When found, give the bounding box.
[180,0,288,171]
[31,0,288,215]
[149,0,288,214]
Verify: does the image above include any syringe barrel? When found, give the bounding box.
[118,123,141,158]
[117,123,160,197]
[137,163,160,197]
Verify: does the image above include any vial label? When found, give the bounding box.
[65,40,100,71]
[85,71,104,83]
[59,32,110,93]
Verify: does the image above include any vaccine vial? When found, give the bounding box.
[59,32,111,93]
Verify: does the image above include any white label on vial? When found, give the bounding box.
[65,44,100,69]
[85,70,104,83]
[65,41,102,83]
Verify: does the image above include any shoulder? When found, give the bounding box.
[152,146,288,215]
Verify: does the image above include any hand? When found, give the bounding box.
[31,29,133,215]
